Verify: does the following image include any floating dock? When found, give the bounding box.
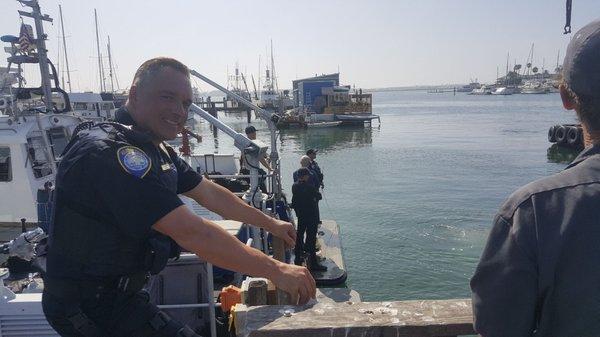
[313,220,347,286]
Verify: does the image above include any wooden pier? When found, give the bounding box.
[234,298,475,337]
[194,98,254,123]
[233,219,474,337]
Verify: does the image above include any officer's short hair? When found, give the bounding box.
[563,82,600,132]
[132,57,190,89]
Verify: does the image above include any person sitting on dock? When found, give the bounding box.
[42,57,316,337]
[471,19,600,337]
[291,168,326,272]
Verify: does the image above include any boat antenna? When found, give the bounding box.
[17,0,57,172]
[18,0,53,111]
[58,4,72,92]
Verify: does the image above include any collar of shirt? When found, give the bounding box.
[114,106,155,144]
[115,106,136,126]
[566,142,600,169]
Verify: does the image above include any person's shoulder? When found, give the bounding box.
[59,123,135,173]
[499,161,600,220]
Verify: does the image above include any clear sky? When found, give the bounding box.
[1,0,598,92]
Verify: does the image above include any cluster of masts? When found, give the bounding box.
[495,43,563,85]
[55,5,120,94]
[226,40,281,104]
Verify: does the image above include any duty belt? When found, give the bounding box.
[44,272,149,299]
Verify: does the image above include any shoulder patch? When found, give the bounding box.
[116,146,151,178]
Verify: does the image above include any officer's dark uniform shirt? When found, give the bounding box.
[46,107,202,280]
[291,181,320,224]
[471,143,600,337]
[308,160,323,187]
[292,168,318,188]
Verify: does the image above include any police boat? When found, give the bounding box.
[0,2,87,240]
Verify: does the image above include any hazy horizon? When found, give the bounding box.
[1,0,598,92]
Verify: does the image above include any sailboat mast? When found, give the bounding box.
[59,4,72,92]
[94,9,105,92]
[57,35,62,89]
[506,52,509,85]
[107,35,115,93]
[270,39,278,92]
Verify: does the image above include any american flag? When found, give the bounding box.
[18,24,35,53]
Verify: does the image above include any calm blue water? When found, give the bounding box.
[188,91,580,302]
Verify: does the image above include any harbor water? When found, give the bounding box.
[187,91,579,302]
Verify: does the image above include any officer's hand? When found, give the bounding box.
[269,219,296,248]
[272,262,316,305]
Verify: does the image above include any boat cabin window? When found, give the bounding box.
[47,127,69,160]
[73,102,87,110]
[27,136,53,178]
[0,147,11,182]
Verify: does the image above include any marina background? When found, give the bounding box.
[187,90,577,301]
[1,0,600,91]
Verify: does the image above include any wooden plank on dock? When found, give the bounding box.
[234,298,474,337]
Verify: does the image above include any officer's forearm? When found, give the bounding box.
[153,205,283,278]
[184,179,276,231]
[260,157,272,171]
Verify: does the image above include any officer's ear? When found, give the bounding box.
[128,85,138,108]
[560,84,578,111]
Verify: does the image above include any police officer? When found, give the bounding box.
[42,57,316,337]
[306,149,323,224]
[471,20,600,336]
[291,168,326,271]
[306,149,323,189]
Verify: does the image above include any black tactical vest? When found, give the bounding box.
[46,122,179,279]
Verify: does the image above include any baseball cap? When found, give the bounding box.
[563,19,600,97]
[306,149,318,155]
[244,125,257,134]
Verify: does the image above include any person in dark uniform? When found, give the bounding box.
[306,149,323,189]
[306,149,323,224]
[292,155,318,186]
[42,57,316,337]
[471,20,600,336]
[291,168,326,272]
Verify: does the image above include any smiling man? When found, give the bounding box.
[42,57,316,337]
